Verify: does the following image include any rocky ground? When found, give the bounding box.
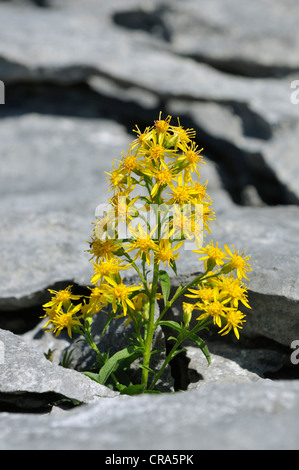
[0,0,299,450]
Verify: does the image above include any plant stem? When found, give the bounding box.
[149,332,184,390]
[156,269,222,325]
[141,263,159,388]
[149,320,210,390]
[82,329,122,391]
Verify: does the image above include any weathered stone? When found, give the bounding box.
[167,100,299,204]
[0,0,299,451]
[185,346,263,389]
[152,0,299,77]
[0,114,130,307]
[0,328,117,411]
[168,204,299,347]
[0,380,299,449]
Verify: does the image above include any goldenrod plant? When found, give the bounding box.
[41,114,252,394]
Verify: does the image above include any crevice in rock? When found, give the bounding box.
[0,280,91,333]
[111,5,299,79]
[176,53,299,79]
[112,7,172,42]
[0,391,79,413]
[3,79,297,209]
[161,110,299,206]
[0,82,157,126]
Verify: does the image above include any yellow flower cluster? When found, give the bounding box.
[184,241,252,338]
[41,114,251,343]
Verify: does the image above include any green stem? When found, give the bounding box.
[149,319,211,390]
[141,263,159,388]
[82,328,122,391]
[149,332,184,390]
[156,269,223,325]
[123,252,149,294]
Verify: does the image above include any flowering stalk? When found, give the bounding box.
[41,113,252,394]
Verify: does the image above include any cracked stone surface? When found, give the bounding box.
[0,0,299,450]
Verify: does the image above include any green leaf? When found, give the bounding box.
[120,384,145,395]
[157,320,183,334]
[98,345,143,384]
[170,260,177,275]
[158,270,171,306]
[167,335,179,342]
[81,371,102,384]
[188,332,211,365]
[100,309,116,339]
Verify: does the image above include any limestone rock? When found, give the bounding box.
[0,380,299,449]
[168,205,299,347]
[185,346,262,389]
[0,328,117,411]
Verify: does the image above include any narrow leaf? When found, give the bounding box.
[188,332,211,365]
[98,345,143,384]
[120,384,145,395]
[81,371,102,384]
[157,320,183,334]
[158,270,171,306]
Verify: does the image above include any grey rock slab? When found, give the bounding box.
[160,204,299,347]
[261,120,299,203]
[0,380,299,449]
[0,114,131,217]
[0,114,131,307]
[0,1,298,128]
[186,346,262,389]
[0,209,93,308]
[156,0,299,76]
[168,100,299,204]
[175,204,299,300]
[0,328,117,410]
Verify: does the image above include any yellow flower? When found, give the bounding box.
[150,166,176,198]
[82,286,108,315]
[202,202,216,233]
[88,237,123,262]
[120,149,141,173]
[42,285,81,313]
[167,118,196,150]
[223,244,252,280]
[186,284,215,303]
[167,173,198,205]
[109,193,140,225]
[146,143,164,163]
[216,275,251,309]
[155,114,172,134]
[176,142,204,177]
[182,302,195,327]
[102,278,141,316]
[132,124,154,149]
[124,223,158,266]
[194,240,227,271]
[91,257,131,284]
[191,180,211,204]
[154,238,184,267]
[219,309,246,340]
[105,162,127,193]
[45,303,82,338]
[196,293,233,328]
